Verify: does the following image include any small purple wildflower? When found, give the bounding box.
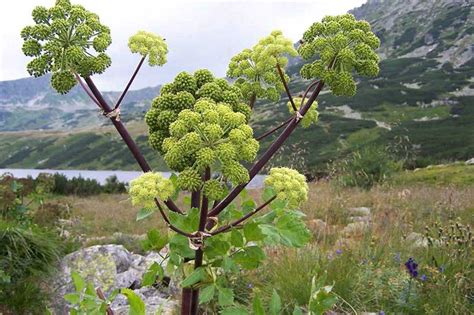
[335,249,343,255]
[379,312,385,315]
[247,283,253,289]
[420,274,427,281]
[405,257,419,278]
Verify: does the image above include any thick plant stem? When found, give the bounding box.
[208,80,325,217]
[181,190,203,314]
[83,77,183,214]
[181,289,193,315]
[190,168,211,314]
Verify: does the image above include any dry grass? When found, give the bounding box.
[62,194,167,238]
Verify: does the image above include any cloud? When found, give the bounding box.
[0,0,366,90]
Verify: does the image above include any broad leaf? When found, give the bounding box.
[142,262,164,286]
[199,285,216,304]
[64,293,81,304]
[276,212,311,247]
[233,246,266,270]
[181,267,206,287]
[71,271,85,292]
[218,287,234,306]
[146,229,168,251]
[230,230,244,247]
[169,234,195,259]
[169,207,200,232]
[204,237,231,259]
[269,290,282,315]
[244,222,265,242]
[121,288,146,315]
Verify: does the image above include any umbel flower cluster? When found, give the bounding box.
[288,97,319,128]
[265,167,309,208]
[145,69,258,198]
[299,14,380,96]
[21,0,112,94]
[128,31,168,67]
[227,30,297,102]
[129,172,174,209]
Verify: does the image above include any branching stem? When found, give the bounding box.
[114,56,146,110]
[210,196,276,235]
[256,117,293,141]
[276,63,297,112]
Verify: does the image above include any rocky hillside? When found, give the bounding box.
[0,75,159,131]
[0,0,473,171]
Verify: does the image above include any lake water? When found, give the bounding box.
[0,168,266,189]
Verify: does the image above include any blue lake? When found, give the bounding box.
[0,169,265,189]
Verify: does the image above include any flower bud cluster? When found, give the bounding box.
[129,172,174,208]
[145,69,258,198]
[128,31,168,66]
[298,14,380,97]
[287,98,319,128]
[265,167,308,208]
[21,0,112,94]
[227,30,297,103]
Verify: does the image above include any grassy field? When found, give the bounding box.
[56,168,473,313]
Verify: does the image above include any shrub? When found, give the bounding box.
[0,220,62,314]
[335,145,401,189]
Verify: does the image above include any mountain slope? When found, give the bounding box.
[1,0,473,172]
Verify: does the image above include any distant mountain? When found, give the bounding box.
[1,0,473,172]
[0,75,160,131]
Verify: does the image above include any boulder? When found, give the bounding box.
[50,245,175,314]
[348,207,371,217]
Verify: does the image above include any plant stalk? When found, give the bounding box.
[114,56,146,110]
[82,77,183,214]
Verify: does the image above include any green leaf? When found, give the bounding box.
[308,277,338,315]
[233,246,266,270]
[142,262,164,286]
[252,294,265,315]
[262,186,276,202]
[230,230,244,247]
[199,285,216,304]
[221,306,249,315]
[169,207,200,232]
[292,307,304,315]
[222,256,238,273]
[183,195,191,206]
[218,287,234,306]
[169,234,195,259]
[276,212,311,247]
[71,271,85,292]
[260,224,281,245]
[244,222,265,242]
[269,290,282,315]
[204,237,231,259]
[146,229,168,251]
[121,288,146,315]
[241,199,256,214]
[64,293,81,304]
[181,267,206,287]
[136,207,155,221]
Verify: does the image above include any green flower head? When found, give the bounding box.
[265,167,308,208]
[128,30,168,66]
[21,0,112,94]
[227,30,297,103]
[299,14,380,97]
[129,172,175,208]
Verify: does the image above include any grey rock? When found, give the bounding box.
[348,207,371,217]
[466,158,474,165]
[50,245,175,315]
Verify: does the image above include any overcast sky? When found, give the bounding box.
[0,0,366,90]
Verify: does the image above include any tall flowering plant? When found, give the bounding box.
[21,1,380,314]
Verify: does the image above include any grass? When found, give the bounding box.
[52,165,474,313]
[392,163,474,186]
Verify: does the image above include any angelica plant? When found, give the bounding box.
[21,1,380,314]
